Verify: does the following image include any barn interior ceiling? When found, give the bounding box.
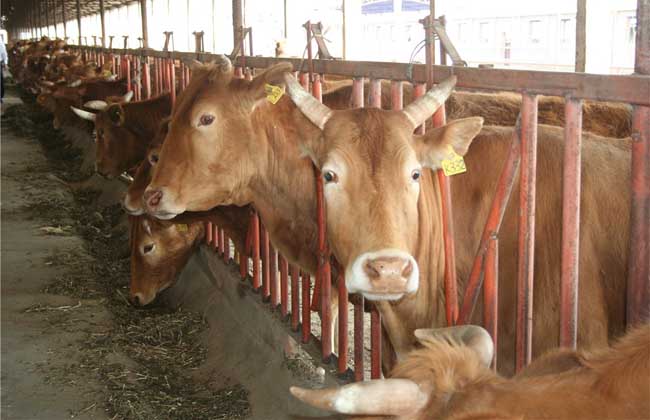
[2,0,138,30]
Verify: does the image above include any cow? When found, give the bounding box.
[144,59,630,375]
[129,205,251,306]
[70,93,172,177]
[290,323,650,420]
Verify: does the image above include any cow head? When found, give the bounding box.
[290,325,495,419]
[129,215,204,306]
[284,74,483,300]
[70,92,144,177]
[144,58,292,219]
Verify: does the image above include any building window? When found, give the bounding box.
[528,19,542,44]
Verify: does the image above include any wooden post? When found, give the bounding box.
[140,0,149,48]
[575,0,587,72]
[61,0,67,39]
[99,0,106,47]
[76,0,82,45]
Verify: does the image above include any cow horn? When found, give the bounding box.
[415,325,494,368]
[213,54,232,73]
[290,379,428,416]
[283,73,333,130]
[402,75,457,130]
[84,100,109,110]
[68,79,82,87]
[70,106,97,121]
[122,91,134,103]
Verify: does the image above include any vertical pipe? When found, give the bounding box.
[224,234,231,261]
[75,0,81,46]
[337,271,349,374]
[354,297,364,381]
[206,222,213,245]
[169,59,176,107]
[251,212,261,291]
[270,247,278,307]
[369,79,381,108]
[140,0,149,49]
[239,245,248,279]
[99,0,106,47]
[560,98,583,349]
[483,234,499,371]
[627,0,650,327]
[575,0,586,72]
[213,225,220,253]
[516,93,538,372]
[413,84,426,134]
[291,265,300,331]
[391,80,403,110]
[301,272,311,343]
[370,306,382,379]
[125,57,132,93]
[143,58,151,99]
[280,255,289,317]
[262,227,270,300]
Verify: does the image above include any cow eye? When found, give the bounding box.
[148,152,159,165]
[411,169,421,182]
[143,243,155,254]
[199,114,215,126]
[323,170,338,184]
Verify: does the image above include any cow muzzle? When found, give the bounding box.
[346,249,419,301]
[143,187,183,220]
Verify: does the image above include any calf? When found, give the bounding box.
[291,324,650,419]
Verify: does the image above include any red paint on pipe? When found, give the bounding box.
[628,105,650,326]
[206,221,213,245]
[262,227,270,300]
[251,212,261,290]
[369,79,381,108]
[291,265,300,331]
[337,271,349,374]
[516,93,538,373]
[483,233,499,371]
[142,58,151,99]
[560,98,583,349]
[354,296,365,381]
[280,255,289,317]
[169,59,176,107]
[413,84,426,135]
[370,306,382,379]
[223,234,230,262]
[391,80,403,110]
[213,225,219,252]
[270,247,278,307]
[301,272,311,344]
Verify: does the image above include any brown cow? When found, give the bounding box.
[144,60,630,375]
[129,206,251,306]
[71,93,172,177]
[290,324,650,420]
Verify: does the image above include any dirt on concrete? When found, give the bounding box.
[1,85,251,420]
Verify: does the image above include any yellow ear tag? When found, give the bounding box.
[441,146,467,177]
[265,84,284,104]
[176,224,188,232]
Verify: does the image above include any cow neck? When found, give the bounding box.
[375,168,448,359]
[245,98,321,274]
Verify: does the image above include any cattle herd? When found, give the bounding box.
[6,37,649,419]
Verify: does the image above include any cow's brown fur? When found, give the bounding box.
[93,93,172,176]
[148,64,630,375]
[385,324,650,420]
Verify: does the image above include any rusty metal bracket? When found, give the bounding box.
[229,26,253,60]
[137,37,144,49]
[163,31,174,52]
[122,35,129,50]
[192,31,205,54]
[303,21,334,60]
[108,35,114,50]
[419,15,467,67]
[92,35,97,47]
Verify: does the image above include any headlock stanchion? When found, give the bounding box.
[63,0,649,378]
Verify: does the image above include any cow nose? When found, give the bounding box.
[364,256,413,284]
[145,189,163,209]
[130,293,143,306]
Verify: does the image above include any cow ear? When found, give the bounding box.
[107,104,125,126]
[413,117,483,170]
[248,62,294,99]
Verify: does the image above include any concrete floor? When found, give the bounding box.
[1,91,110,419]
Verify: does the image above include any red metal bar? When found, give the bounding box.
[142,58,151,99]
[270,247,279,308]
[560,98,583,348]
[370,306,382,379]
[169,59,176,107]
[391,80,403,110]
[483,233,498,371]
[212,225,219,252]
[239,248,248,279]
[180,62,186,92]
[125,57,131,93]
[235,66,243,78]
[628,105,650,326]
[223,234,230,262]
[185,66,191,88]
[337,271,349,374]
[299,72,309,90]
[157,58,163,94]
[301,272,311,343]
[251,212,261,290]
[312,74,322,102]
[291,264,300,331]
[413,84,426,134]
[262,227,270,300]
[280,255,289,317]
[369,78,381,108]
[516,93,538,372]
[457,118,522,324]
[354,297,364,381]
[206,221,213,245]
[352,77,364,107]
